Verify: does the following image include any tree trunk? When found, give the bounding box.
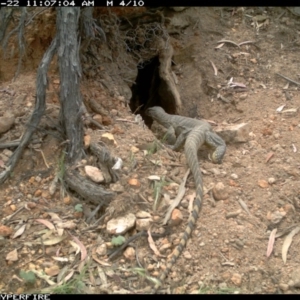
[56,8,84,163]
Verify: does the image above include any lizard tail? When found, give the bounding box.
[153,128,204,293]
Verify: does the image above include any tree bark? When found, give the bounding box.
[56,8,84,163]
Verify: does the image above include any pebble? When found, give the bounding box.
[231,173,238,179]
[219,282,227,289]
[231,273,242,286]
[268,177,276,184]
[279,283,289,291]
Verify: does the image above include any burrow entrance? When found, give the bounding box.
[129,55,178,127]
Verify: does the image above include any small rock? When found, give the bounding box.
[3,149,13,157]
[101,133,117,146]
[271,144,284,153]
[0,112,15,134]
[136,211,151,218]
[34,189,42,197]
[16,288,24,294]
[239,93,248,100]
[231,173,238,179]
[258,179,269,188]
[45,265,60,276]
[27,202,36,209]
[170,209,183,226]
[0,153,9,162]
[0,225,13,237]
[124,247,136,261]
[267,210,286,225]
[136,218,152,231]
[110,182,125,193]
[215,122,250,143]
[219,282,228,289]
[35,176,42,183]
[102,115,112,126]
[212,182,229,200]
[10,204,17,212]
[63,196,72,205]
[279,283,289,291]
[210,168,221,175]
[268,177,276,184]
[231,273,242,286]
[131,146,139,153]
[106,213,136,235]
[110,109,118,116]
[84,165,104,183]
[183,251,192,259]
[147,264,155,271]
[93,114,103,124]
[290,268,300,288]
[84,135,91,148]
[128,178,141,188]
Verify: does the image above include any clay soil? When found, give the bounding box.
[1,7,300,294]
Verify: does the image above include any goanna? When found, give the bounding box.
[146,106,226,293]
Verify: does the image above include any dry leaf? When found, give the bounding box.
[35,219,55,230]
[72,235,87,261]
[276,104,285,112]
[92,255,111,267]
[36,235,66,246]
[52,256,69,262]
[31,270,56,285]
[6,249,18,261]
[69,240,81,255]
[238,199,251,215]
[215,42,224,49]
[148,175,161,181]
[187,193,195,214]
[97,266,107,286]
[56,220,77,229]
[282,226,300,264]
[47,212,63,223]
[266,228,277,257]
[12,224,26,239]
[147,229,164,257]
[57,270,75,285]
[209,60,218,76]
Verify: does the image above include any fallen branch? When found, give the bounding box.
[276,73,300,87]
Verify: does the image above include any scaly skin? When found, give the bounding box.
[146,107,226,293]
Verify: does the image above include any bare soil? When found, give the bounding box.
[1,7,300,294]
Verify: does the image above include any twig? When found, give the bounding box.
[276,73,300,87]
[0,140,20,149]
[162,169,190,225]
[2,206,25,224]
[209,60,218,76]
[34,149,50,168]
[116,118,136,124]
[238,40,255,47]
[217,39,240,48]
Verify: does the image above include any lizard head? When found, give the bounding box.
[145,106,166,119]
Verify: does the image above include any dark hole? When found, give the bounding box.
[129,56,160,126]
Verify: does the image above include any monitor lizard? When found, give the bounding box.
[146,106,226,293]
